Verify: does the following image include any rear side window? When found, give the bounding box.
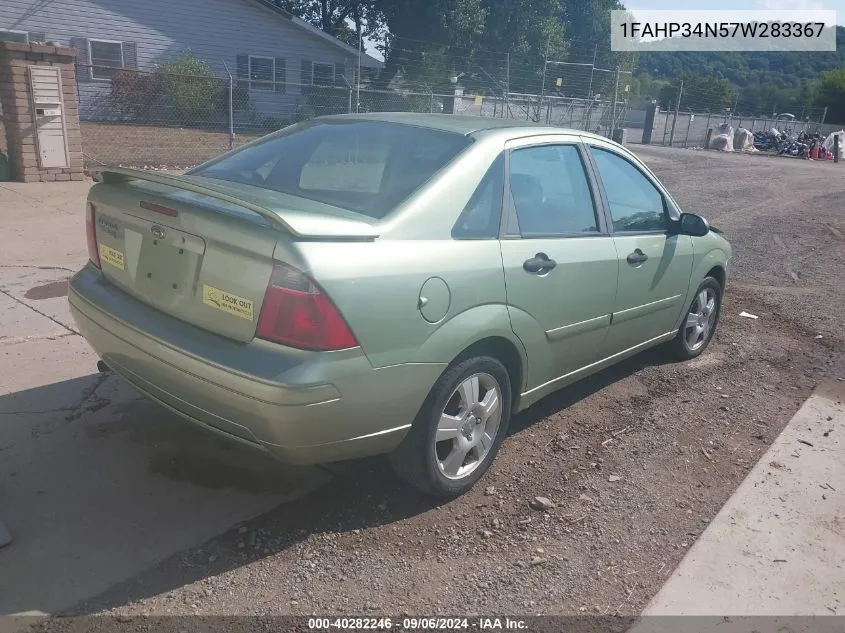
[452,154,504,239]
[191,121,472,219]
[591,147,667,232]
[509,145,599,236]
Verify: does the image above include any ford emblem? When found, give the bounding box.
[150,225,166,240]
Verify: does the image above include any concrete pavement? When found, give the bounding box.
[0,181,329,615]
[632,378,845,627]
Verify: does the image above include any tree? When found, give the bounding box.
[272,0,386,47]
[369,0,566,94]
[812,67,845,124]
[157,53,225,122]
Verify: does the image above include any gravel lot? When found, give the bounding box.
[30,146,845,623]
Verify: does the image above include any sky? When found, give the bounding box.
[627,0,844,25]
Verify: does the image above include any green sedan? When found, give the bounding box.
[69,113,731,497]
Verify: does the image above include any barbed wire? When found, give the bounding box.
[65,33,836,167]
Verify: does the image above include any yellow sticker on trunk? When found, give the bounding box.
[99,243,125,271]
[202,285,254,321]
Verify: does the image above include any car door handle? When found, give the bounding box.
[523,253,557,274]
[626,249,648,265]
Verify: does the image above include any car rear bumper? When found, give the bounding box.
[68,264,444,464]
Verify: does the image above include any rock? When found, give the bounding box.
[579,494,595,504]
[479,530,494,539]
[491,518,502,530]
[535,547,545,554]
[485,486,496,496]
[203,588,213,597]
[529,496,555,511]
[608,475,622,482]
[115,616,132,623]
[530,556,547,566]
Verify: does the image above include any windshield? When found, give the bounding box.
[190,120,472,219]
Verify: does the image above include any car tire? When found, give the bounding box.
[669,276,723,360]
[389,356,512,498]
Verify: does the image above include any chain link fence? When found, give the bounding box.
[75,60,834,165]
[650,109,834,149]
[637,77,835,150]
[75,63,628,168]
[651,110,842,148]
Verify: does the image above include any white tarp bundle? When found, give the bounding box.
[734,128,757,152]
[823,130,845,161]
[710,123,735,152]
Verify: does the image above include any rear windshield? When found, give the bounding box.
[190,120,472,219]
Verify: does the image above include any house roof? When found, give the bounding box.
[247,0,383,68]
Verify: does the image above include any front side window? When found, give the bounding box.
[591,147,667,232]
[191,120,472,219]
[249,56,273,90]
[509,144,599,236]
[89,40,123,80]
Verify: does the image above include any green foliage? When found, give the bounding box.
[110,69,159,120]
[812,67,845,123]
[157,53,225,121]
[635,26,845,118]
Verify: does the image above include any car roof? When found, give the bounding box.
[317,112,608,141]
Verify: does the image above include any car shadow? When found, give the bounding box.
[53,345,678,615]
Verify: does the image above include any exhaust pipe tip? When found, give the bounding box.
[96,360,110,373]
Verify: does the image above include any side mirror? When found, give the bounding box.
[677,212,709,237]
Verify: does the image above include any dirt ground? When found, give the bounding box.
[18,146,845,623]
[80,123,260,168]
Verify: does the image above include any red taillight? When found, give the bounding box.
[86,201,100,268]
[256,263,358,351]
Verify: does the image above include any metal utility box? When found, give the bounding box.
[28,66,69,168]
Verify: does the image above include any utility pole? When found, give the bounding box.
[732,89,740,116]
[539,32,550,123]
[669,79,683,146]
[587,43,597,99]
[505,52,510,119]
[356,28,362,114]
[222,60,235,150]
[610,65,620,135]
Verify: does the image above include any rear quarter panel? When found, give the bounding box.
[298,240,514,371]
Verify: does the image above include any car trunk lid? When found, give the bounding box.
[88,168,378,343]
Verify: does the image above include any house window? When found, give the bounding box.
[0,30,28,43]
[312,62,334,86]
[89,39,124,80]
[249,56,274,91]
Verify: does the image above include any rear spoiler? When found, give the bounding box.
[91,167,380,240]
[92,167,295,233]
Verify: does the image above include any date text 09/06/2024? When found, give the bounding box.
[307,617,529,630]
